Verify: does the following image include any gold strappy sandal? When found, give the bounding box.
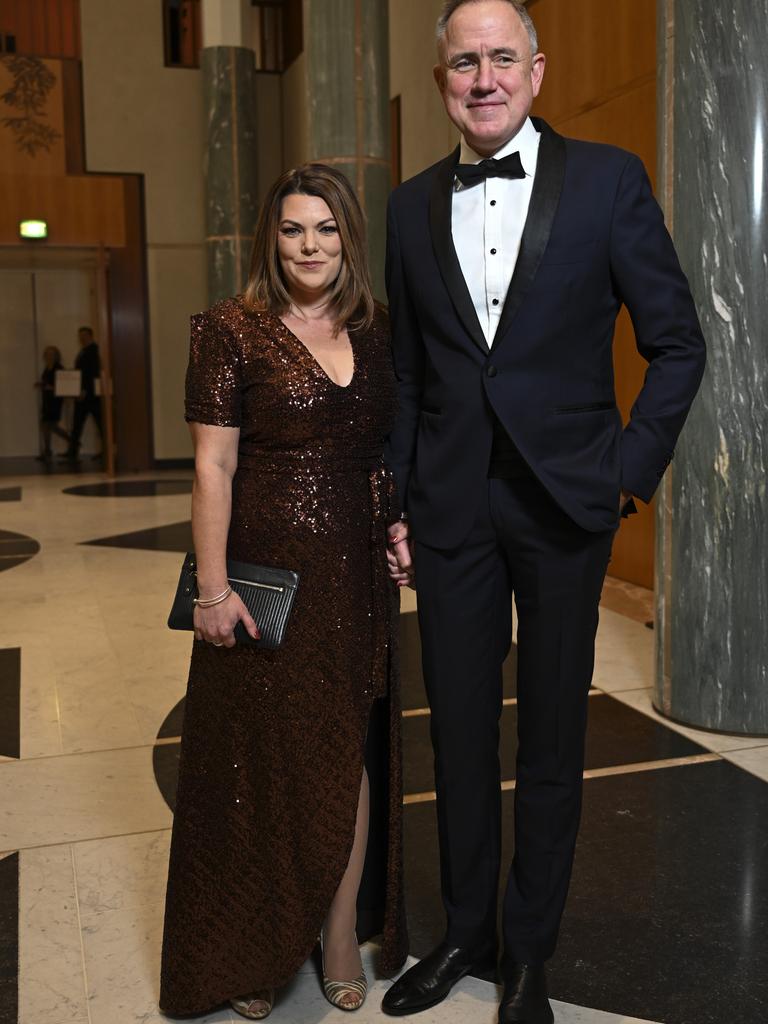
[321,934,368,1012]
[230,989,274,1020]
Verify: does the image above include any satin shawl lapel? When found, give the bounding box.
[492,120,566,348]
[428,146,488,355]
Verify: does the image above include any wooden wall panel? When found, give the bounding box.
[0,173,126,246]
[0,0,80,58]
[529,0,658,588]
[529,0,655,125]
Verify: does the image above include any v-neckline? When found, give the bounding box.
[277,315,356,390]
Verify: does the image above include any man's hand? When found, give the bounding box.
[387,520,415,589]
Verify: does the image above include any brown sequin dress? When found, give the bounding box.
[160,298,408,1017]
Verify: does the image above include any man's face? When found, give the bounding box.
[78,330,91,347]
[434,0,545,156]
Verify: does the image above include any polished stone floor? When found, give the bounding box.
[0,471,766,1024]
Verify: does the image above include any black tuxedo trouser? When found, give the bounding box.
[414,475,615,964]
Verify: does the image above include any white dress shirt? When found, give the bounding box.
[452,117,541,347]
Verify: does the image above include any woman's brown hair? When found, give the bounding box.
[243,163,375,334]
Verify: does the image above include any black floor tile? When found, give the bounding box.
[153,742,181,813]
[0,488,21,502]
[0,531,40,573]
[0,852,19,1024]
[0,650,20,760]
[403,759,768,1024]
[402,693,706,795]
[82,521,194,553]
[63,479,192,498]
[400,610,517,711]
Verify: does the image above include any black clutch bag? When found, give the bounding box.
[168,553,300,649]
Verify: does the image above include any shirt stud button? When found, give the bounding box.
[490,248,497,255]
[490,200,497,206]
[492,299,500,306]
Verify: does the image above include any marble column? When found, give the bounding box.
[304,0,390,298]
[202,46,259,303]
[655,0,768,733]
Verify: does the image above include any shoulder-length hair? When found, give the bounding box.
[243,163,375,334]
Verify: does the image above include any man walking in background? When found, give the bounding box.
[66,325,102,461]
[383,2,705,1021]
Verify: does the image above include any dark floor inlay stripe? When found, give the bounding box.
[82,520,194,553]
[0,488,21,502]
[0,650,20,760]
[63,479,192,498]
[0,852,19,1024]
[402,693,706,795]
[0,531,41,575]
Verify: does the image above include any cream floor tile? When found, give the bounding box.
[73,830,171,922]
[592,608,653,693]
[721,745,768,783]
[0,746,172,851]
[55,655,144,755]
[607,687,768,754]
[18,844,89,1024]
[123,668,189,744]
[81,899,234,1024]
[14,633,64,759]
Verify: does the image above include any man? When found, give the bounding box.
[382,2,705,1022]
[66,326,102,460]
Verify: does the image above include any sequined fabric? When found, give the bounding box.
[159,298,408,1017]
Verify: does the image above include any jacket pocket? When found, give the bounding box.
[554,402,616,414]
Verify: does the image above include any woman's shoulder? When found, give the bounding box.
[192,297,277,336]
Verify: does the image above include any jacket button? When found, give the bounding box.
[486,365,498,378]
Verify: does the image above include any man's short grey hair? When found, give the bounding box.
[436,0,538,57]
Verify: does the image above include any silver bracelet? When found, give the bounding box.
[194,585,232,608]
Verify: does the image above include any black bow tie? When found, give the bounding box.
[454,151,525,189]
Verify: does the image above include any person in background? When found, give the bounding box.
[34,345,70,460]
[65,326,102,460]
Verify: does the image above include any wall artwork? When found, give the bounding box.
[0,54,62,155]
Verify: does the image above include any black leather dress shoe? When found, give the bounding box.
[381,939,497,1016]
[498,962,554,1024]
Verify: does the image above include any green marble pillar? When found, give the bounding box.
[202,46,259,303]
[304,0,390,298]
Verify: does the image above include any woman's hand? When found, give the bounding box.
[387,521,415,590]
[193,591,260,648]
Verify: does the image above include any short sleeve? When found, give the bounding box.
[184,309,243,427]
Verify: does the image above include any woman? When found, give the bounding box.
[160,165,408,1020]
[34,346,70,459]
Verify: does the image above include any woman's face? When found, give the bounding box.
[277,193,343,300]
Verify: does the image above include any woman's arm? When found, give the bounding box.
[190,422,259,647]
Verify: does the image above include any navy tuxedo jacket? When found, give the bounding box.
[385,118,706,547]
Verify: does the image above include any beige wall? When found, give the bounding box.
[80,0,207,461]
[389,0,456,182]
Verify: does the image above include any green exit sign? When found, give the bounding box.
[20,219,48,240]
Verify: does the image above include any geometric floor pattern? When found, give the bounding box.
[1,470,767,1024]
